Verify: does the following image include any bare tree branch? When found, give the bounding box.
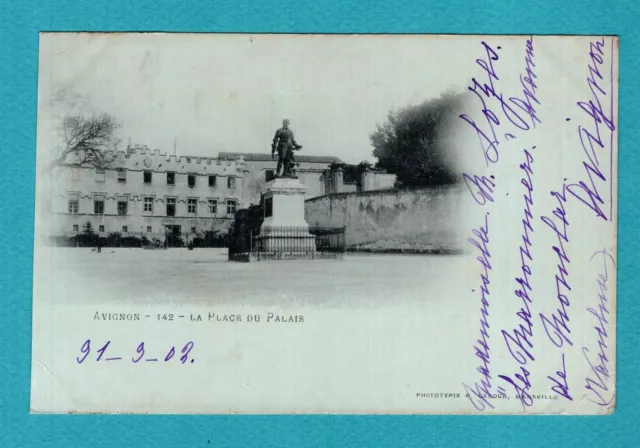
[48,113,122,172]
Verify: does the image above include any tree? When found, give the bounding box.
[50,113,122,171]
[370,93,464,188]
[228,201,264,254]
[71,221,98,247]
[83,221,94,235]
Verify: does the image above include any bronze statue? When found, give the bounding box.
[271,119,302,177]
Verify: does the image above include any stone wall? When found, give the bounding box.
[304,186,464,253]
[361,171,396,191]
[321,166,397,195]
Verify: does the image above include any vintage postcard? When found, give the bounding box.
[31,33,617,414]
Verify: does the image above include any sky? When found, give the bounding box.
[37,33,475,164]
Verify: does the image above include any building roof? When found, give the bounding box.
[218,152,343,164]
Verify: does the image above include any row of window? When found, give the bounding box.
[71,224,201,234]
[68,198,237,216]
[98,170,237,189]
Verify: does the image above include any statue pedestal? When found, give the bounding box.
[259,177,316,252]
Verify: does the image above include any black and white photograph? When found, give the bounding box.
[31,33,617,415]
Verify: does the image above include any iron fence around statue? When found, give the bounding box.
[228,226,346,260]
[307,226,347,253]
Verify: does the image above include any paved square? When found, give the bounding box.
[46,248,465,308]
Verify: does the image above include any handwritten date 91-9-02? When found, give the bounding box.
[76,340,195,364]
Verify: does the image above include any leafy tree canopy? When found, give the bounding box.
[370,93,464,188]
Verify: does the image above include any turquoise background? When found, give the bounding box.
[0,0,637,446]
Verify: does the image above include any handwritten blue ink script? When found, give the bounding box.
[462,35,617,415]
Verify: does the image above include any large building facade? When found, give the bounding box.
[218,152,343,204]
[49,146,396,244]
[50,145,249,242]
